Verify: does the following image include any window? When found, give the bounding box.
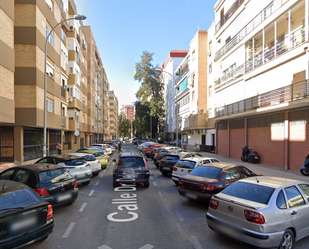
[45,0,53,11]
[298,184,309,200]
[46,63,54,78]
[0,169,15,180]
[61,28,66,42]
[285,186,305,208]
[192,50,195,60]
[191,73,195,87]
[237,166,255,178]
[209,86,212,97]
[46,26,54,46]
[276,190,287,209]
[225,168,241,180]
[209,40,212,53]
[209,63,212,74]
[47,98,54,113]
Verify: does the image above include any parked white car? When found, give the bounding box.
[172,157,220,185]
[91,144,113,156]
[66,153,101,177]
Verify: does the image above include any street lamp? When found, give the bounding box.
[155,68,178,143]
[43,15,87,157]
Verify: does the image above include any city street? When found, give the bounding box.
[26,143,309,249]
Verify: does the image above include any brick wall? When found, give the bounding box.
[217,129,229,157]
[230,128,245,160]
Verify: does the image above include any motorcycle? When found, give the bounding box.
[194,143,201,152]
[241,146,259,164]
[300,154,309,176]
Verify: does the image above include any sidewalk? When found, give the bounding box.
[0,158,39,173]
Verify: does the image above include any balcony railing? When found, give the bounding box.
[215,0,245,33]
[175,67,189,85]
[245,26,306,73]
[214,0,288,61]
[215,80,309,117]
[216,64,245,87]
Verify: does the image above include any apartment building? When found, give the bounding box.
[159,50,188,142]
[0,1,14,162]
[0,0,116,163]
[121,105,135,122]
[109,91,119,139]
[208,0,309,171]
[172,31,216,151]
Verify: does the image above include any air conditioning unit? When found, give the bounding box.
[69,96,73,102]
[199,108,206,114]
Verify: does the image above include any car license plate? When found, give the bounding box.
[255,156,258,159]
[57,193,71,202]
[11,216,38,232]
[163,167,170,170]
[186,193,197,200]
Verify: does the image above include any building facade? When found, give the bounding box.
[0,0,117,163]
[121,104,135,122]
[208,0,309,171]
[108,91,119,139]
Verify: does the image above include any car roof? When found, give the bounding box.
[40,155,84,161]
[179,157,219,162]
[4,163,63,172]
[66,153,89,156]
[196,162,242,169]
[0,180,29,192]
[238,176,304,188]
[120,153,143,158]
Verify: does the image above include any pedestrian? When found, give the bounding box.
[178,139,181,147]
[118,142,122,152]
[57,142,63,155]
[183,141,187,151]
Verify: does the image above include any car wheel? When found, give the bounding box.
[300,168,309,176]
[38,235,49,242]
[278,229,294,249]
[241,156,246,162]
[161,172,168,176]
[92,172,99,177]
[144,182,149,188]
[173,180,179,186]
[113,181,118,188]
[82,180,91,186]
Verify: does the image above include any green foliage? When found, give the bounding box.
[134,51,165,138]
[118,113,131,137]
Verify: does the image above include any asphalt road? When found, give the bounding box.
[26,143,309,249]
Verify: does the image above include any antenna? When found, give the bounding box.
[255,177,259,183]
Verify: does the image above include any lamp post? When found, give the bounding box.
[155,68,178,143]
[43,15,86,157]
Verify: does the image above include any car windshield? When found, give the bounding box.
[175,160,196,169]
[0,189,42,211]
[221,181,275,204]
[65,159,86,166]
[164,155,179,160]
[39,168,72,183]
[118,157,145,168]
[82,155,96,161]
[190,166,222,179]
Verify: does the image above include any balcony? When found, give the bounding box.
[214,0,289,61]
[215,80,309,117]
[215,0,245,33]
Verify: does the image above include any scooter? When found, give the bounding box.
[241,146,259,164]
[300,154,309,176]
[194,143,201,152]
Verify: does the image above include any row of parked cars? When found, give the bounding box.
[0,142,117,248]
[138,141,309,249]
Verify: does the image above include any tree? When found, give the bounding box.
[133,102,150,138]
[118,112,131,137]
[134,51,165,140]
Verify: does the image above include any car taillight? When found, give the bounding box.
[97,160,100,164]
[86,163,91,168]
[199,184,214,191]
[209,199,219,209]
[47,205,53,220]
[34,188,49,196]
[74,180,78,188]
[171,162,176,165]
[244,210,265,224]
[188,169,192,173]
[179,178,184,185]
[173,167,177,171]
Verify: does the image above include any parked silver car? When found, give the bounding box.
[206,176,309,249]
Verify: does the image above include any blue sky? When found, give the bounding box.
[74,0,217,109]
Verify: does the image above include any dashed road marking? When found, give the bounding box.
[98,245,113,249]
[89,190,94,196]
[62,222,75,238]
[79,203,87,212]
[153,182,157,187]
[139,244,154,249]
[95,181,100,186]
[158,191,163,197]
[175,211,184,222]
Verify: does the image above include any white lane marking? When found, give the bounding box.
[190,236,203,249]
[150,176,153,180]
[79,203,87,212]
[175,211,184,222]
[95,181,100,186]
[89,190,94,196]
[98,245,113,249]
[158,191,163,197]
[62,222,75,238]
[100,173,104,178]
[153,182,157,187]
[139,244,154,249]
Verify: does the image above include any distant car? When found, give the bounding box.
[177,151,204,159]
[178,163,260,201]
[0,180,54,248]
[172,157,220,185]
[36,155,92,186]
[159,154,181,175]
[0,164,78,206]
[76,149,108,169]
[150,145,167,160]
[66,153,101,177]
[145,144,164,158]
[113,153,149,188]
[206,176,309,249]
[168,140,177,145]
[78,146,108,157]
[154,147,184,167]
[137,142,156,152]
[90,144,113,156]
